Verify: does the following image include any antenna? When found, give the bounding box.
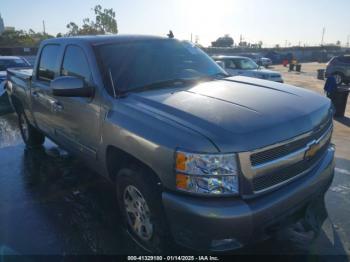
[167,30,174,38]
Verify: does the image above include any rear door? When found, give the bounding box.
[52,45,100,159]
[31,44,61,135]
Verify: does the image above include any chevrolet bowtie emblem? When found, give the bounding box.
[305,142,321,160]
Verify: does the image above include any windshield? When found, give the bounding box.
[225,58,259,70]
[95,39,227,93]
[0,58,29,71]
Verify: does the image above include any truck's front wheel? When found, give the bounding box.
[18,111,45,147]
[116,168,170,253]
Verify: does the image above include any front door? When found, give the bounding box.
[52,45,100,159]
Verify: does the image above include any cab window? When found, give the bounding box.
[37,45,60,81]
[61,45,92,84]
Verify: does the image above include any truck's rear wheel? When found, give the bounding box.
[18,111,45,147]
[116,168,170,253]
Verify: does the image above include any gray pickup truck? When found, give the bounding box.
[6,35,335,253]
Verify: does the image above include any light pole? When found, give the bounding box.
[321,27,325,46]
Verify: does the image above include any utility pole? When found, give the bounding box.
[321,27,325,46]
[347,35,350,48]
[43,20,46,34]
[195,35,199,44]
[190,33,193,42]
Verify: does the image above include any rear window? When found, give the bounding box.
[37,45,60,81]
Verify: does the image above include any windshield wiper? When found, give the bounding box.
[124,78,198,93]
[119,73,229,95]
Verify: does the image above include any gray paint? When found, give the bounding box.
[7,35,335,251]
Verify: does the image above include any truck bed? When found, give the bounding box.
[7,67,33,81]
[7,67,34,113]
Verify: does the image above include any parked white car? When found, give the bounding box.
[213,56,283,83]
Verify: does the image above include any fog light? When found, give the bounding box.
[211,238,242,251]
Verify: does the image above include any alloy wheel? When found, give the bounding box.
[123,185,154,241]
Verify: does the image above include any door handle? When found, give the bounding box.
[32,91,40,98]
[53,102,63,112]
[49,100,64,112]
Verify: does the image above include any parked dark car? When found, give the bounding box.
[7,35,335,253]
[325,55,350,85]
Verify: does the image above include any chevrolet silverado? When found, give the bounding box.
[6,35,335,253]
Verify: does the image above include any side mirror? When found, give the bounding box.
[216,61,225,69]
[51,76,93,97]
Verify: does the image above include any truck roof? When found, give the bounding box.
[42,34,168,46]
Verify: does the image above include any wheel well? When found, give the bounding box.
[332,71,345,76]
[106,146,161,185]
[9,95,23,114]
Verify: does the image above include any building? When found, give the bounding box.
[0,14,4,34]
[4,26,15,32]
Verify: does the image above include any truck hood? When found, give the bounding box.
[128,76,332,152]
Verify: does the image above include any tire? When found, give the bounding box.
[116,167,170,253]
[333,72,344,85]
[18,110,45,148]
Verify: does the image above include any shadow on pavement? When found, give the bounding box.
[0,144,142,255]
[0,130,349,257]
[334,116,350,128]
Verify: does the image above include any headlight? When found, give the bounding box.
[175,150,239,195]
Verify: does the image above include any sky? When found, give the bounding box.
[0,0,349,47]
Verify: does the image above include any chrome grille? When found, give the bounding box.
[252,138,330,192]
[250,118,332,166]
[238,116,333,195]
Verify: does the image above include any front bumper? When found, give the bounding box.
[162,145,335,251]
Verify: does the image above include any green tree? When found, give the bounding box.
[0,29,53,47]
[66,5,118,36]
[94,5,118,34]
[66,22,80,36]
[211,34,234,47]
